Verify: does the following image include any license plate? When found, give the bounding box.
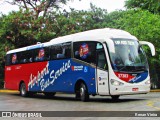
[132,88,139,91]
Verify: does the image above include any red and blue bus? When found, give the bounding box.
[5,28,155,101]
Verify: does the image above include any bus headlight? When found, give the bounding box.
[111,79,124,86]
[145,80,150,85]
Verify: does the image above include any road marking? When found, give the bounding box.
[147,101,160,110]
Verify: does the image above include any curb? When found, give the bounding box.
[150,89,160,92]
[0,90,19,93]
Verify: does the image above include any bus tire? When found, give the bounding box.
[20,82,28,97]
[44,92,56,98]
[111,95,120,101]
[80,83,89,102]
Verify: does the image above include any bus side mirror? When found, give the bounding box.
[139,41,155,56]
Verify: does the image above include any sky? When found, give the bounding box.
[0,0,126,15]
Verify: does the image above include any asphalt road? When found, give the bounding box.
[0,92,160,111]
[0,92,160,119]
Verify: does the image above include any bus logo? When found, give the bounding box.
[71,66,83,71]
[79,43,89,59]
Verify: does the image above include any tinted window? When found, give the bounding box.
[50,42,71,60]
[96,43,108,70]
[18,50,33,64]
[97,51,108,70]
[33,47,50,62]
[73,42,96,64]
[11,53,18,64]
[5,54,11,66]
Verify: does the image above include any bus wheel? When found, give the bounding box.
[111,95,120,101]
[80,83,89,102]
[20,83,28,97]
[44,92,56,98]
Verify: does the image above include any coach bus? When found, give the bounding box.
[4,28,155,101]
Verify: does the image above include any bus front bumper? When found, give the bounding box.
[110,85,150,95]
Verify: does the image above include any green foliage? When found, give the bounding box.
[125,0,160,14]
[106,9,160,88]
[1,1,160,88]
[51,4,108,37]
[108,10,160,62]
[1,10,56,48]
[8,0,70,18]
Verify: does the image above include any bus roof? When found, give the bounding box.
[6,28,137,54]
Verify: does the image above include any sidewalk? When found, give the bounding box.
[0,89,160,93]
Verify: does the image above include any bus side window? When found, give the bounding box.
[11,53,18,64]
[62,42,71,59]
[44,47,50,60]
[50,45,62,60]
[23,50,33,63]
[6,54,11,66]
[97,51,108,70]
[18,52,27,64]
[73,42,96,64]
[57,53,65,59]
[50,42,71,60]
[96,43,108,70]
[18,50,33,64]
[33,47,49,62]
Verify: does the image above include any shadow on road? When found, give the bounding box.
[7,93,146,103]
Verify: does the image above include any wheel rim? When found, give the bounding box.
[21,84,26,95]
[80,87,84,96]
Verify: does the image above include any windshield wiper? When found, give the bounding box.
[118,66,147,72]
[134,66,147,71]
[119,66,127,71]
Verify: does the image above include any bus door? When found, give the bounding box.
[96,48,109,95]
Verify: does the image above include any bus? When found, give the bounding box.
[5,28,155,101]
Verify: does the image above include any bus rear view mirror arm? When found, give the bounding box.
[139,41,155,56]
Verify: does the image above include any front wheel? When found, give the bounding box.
[80,83,89,102]
[20,82,28,97]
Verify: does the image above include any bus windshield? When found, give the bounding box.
[109,39,148,72]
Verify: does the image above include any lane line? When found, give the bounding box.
[147,101,160,111]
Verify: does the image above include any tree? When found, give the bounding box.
[1,10,56,48]
[125,0,160,14]
[106,9,160,63]
[1,0,85,48]
[50,3,108,37]
[5,0,69,19]
[106,9,160,88]
[1,0,75,48]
